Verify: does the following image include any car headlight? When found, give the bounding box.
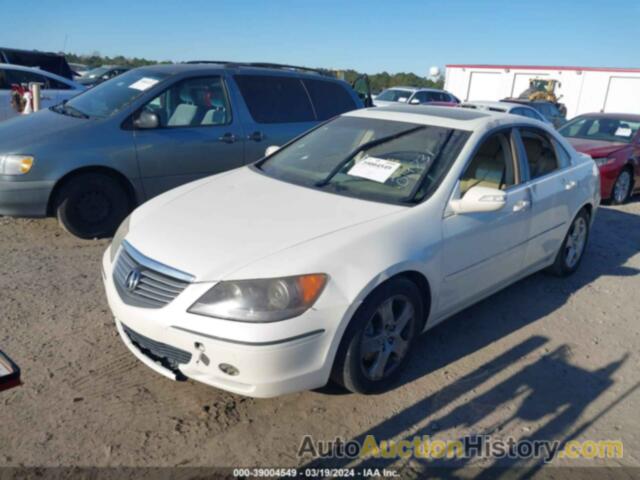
[594,156,615,167]
[109,215,131,263]
[188,274,327,322]
[0,155,34,175]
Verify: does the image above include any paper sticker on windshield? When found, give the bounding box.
[129,78,159,91]
[615,127,632,137]
[348,157,401,183]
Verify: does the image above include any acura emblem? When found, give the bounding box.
[125,269,142,292]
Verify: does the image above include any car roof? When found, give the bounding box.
[464,100,533,111]
[382,86,448,94]
[0,63,81,86]
[345,104,545,131]
[133,62,343,81]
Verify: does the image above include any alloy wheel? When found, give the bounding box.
[613,171,631,204]
[564,216,588,269]
[359,295,415,381]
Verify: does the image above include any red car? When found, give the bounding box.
[559,113,640,204]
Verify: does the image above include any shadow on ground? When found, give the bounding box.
[305,205,639,477]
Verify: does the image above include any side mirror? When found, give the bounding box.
[409,98,421,105]
[450,185,506,214]
[265,145,280,156]
[134,111,159,130]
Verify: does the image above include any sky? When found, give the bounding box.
[1,0,638,75]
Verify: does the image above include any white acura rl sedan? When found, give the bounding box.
[102,105,599,398]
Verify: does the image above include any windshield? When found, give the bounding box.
[257,116,469,204]
[559,116,640,144]
[60,70,170,119]
[84,67,111,78]
[376,89,414,102]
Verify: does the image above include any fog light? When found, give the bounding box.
[219,363,239,376]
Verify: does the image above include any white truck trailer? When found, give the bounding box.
[444,64,640,119]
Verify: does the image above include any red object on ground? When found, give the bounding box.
[0,351,21,392]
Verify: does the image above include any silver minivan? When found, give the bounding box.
[0,63,367,238]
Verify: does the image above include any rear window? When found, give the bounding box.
[234,74,315,124]
[303,78,356,120]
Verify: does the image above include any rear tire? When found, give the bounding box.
[610,168,633,205]
[54,172,130,239]
[331,277,423,394]
[547,208,590,277]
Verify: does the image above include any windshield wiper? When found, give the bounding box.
[314,125,426,187]
[51,102,89,119]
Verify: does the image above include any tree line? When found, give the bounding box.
[65,53,444,92]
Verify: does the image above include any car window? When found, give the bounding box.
[234,74,315,124]
[559,116,640,144]
[5,69,48,89]
[46,77,71,90]
[63,70,170,119]
[511,107,528,118]
[520,127,560,179]
[143,76,231,128]
[258,116,470,204]
[376,89,413,102]
[460,130,516,195]
[0,69,7,89]
[302,79,357,121]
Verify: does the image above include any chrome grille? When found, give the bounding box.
[122,323,192,369]
[113,241,193,309]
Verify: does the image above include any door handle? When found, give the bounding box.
[564,179,577,191]
[513,200,530,212]
[247,131,265,142]
[218,133,237,144]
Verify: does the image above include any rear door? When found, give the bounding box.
[516,126,573,269]
[232,73,319,161]
[132,75,245,199]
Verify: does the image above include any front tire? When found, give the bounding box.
[548,209,590,277]
[331,277,423,394]
[54,172,131,239]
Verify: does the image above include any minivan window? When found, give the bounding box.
[142,76,231,127]
[257,116,469,204]
[234,74,315,124]
[61,70,170,119]
[5,69,47,88]
[302,78,356,120]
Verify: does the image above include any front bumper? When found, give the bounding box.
[102,248,348,398]
[0,178,54,217]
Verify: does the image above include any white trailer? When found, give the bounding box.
[444,64,640,119]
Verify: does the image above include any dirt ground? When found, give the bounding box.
[1,201,639,477]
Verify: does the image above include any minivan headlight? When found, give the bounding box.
[188,274,327,322]
[0,155,34,175]
[110,215,131,263]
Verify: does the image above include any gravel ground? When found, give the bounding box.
[0,201,639,477]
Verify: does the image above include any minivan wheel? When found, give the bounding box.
[547,209,590,277]
[331,277,423,394]
[54,173,130,239]
[611,169,632,205]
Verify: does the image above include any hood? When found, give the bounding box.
[566,137,628,158]
[126,167,405,281]
[0,109,89,152]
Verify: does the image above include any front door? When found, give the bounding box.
[439,129,532,316]
[132,75,245,199]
